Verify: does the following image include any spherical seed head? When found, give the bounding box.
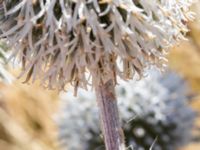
[0,0,194,91]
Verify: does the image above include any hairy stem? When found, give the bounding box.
[95,80,125,150]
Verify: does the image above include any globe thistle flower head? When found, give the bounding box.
[0,0,194,91]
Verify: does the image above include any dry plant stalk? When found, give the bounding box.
[96,80,125,150]
[0,0,194,150]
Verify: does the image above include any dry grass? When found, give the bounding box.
[0,81,60,150]
[169,41,200,95]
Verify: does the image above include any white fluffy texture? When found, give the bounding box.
[55,71,195,150]
[0,0,194,90]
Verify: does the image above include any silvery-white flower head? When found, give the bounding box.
[0,0,194,90]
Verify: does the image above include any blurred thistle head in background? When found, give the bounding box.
[56,71,196,150]
[0,0,194,91]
